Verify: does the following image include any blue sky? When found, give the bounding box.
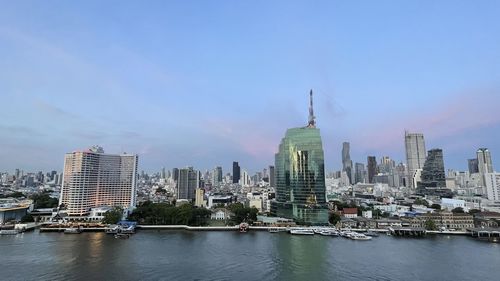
[1,1,499,173]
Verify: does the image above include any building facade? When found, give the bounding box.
[271,90,328,225]
[485,173,500,201]
[342,142,353,185]
[418,149,446,188]
[405,132,427,188]
[177,167,199,201]
[367,156,377,184]
[60,146,138,217]
[232,162,240,184]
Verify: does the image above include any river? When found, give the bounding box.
[0,230,499,280]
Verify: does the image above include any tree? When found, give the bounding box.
[424,219,437,230]
[329,212,341,225]
[30,193,59,209]
[20,214,34,223]
[430,204,441,210]
[414,198,429,207]
[451,207,464,213]
[102,207,123,224]
[469,209,481,215]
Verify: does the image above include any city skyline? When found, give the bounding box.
[1,1,500,172]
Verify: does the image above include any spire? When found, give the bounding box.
[307,89,316,128]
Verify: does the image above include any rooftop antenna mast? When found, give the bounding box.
[307,89,316,128]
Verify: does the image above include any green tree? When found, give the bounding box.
[424,219,437,230]
[414,198,429,207]
[451,207,464,213]
[469,209,481,215]
[102,207,123,224]
[20,214,34,223]
[430,204,441,210]
[30,193,59,209]
[329,212,341,225]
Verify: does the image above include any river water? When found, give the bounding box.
[0,230,499,281]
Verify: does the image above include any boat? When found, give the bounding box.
[239,223,249,233]
[114,233,130,239]
[0,229,19,235]
[269,227,280,233]
[64,227,82,234]
[105,225,120,234]
[319,230,339,236]
[349,233,372,240]
[290,228,314,235]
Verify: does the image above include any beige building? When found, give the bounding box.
[406,212,474,230]
[60,146,138,217]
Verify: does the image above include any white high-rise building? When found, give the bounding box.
[485,173,500,201]
[60,146,138,217]
[477,148,494,186]
[405,132,427,188]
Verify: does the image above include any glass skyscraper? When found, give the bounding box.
[271,90,328,225]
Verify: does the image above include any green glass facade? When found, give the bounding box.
[271,127,329,225]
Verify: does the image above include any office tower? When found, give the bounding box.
[477,148,494,174]
[485,173,500,201]
[172,168,179,181]
[232,162,240,184]
[240,170,251,186]
[271,90,328,225]
[269,165,275,187]
[354,162,365,184]
[468,159,479,174]
[195,188,205,207]
[405,132,427,187]
[367,156,377,184]
[379,156,395,174]
[177,167,199,201]
[212,166,223,185]
[417,149,446,188]
[342,142,353,185]
[60,146,138,217]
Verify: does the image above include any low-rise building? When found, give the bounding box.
[406,212,474,230]
[342,208,358,218]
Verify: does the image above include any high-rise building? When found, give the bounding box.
[417,149,446,188]
[485,173,500,201]
[271,90,328,225]
[468,159,479,174]
[405,132,427,188]
[177,167,199,201]
[367,156,377,184]
[172,168,179,181]
[59,146,138,217]
[195,188,205,207]
[269,165,275,187]
[477,148,494,174]
[342,142,353,185]
[232,162,240,184]
[354,162,365,184]
[212,166,223,185]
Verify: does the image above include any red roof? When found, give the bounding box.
[343,208,358,215]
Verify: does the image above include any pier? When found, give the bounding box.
[389,227,426,237]
[469,228,500,242]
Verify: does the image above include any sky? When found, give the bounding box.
[1,1,499,174]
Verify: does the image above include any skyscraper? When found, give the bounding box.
[468,159,479,174]
[177,167,199,201]
[354,162,365,184]
[269,165,275,187]
[342,142,353,185]
[271,90,328,225]
[417,149,446,188]
[60,146,138,217]
[367,156,377,184]
[477,148,494,186]
[405,132,427,188]
[232,162,240,184]
[212,166,223,185]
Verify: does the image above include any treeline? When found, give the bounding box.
[127,201,212,226]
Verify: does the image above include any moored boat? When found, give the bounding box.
[290,228,314,235]
[64,227,82,234]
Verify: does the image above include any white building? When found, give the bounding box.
[441,198,467,211]
[60,146,138,218]
[485,173,500,201]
